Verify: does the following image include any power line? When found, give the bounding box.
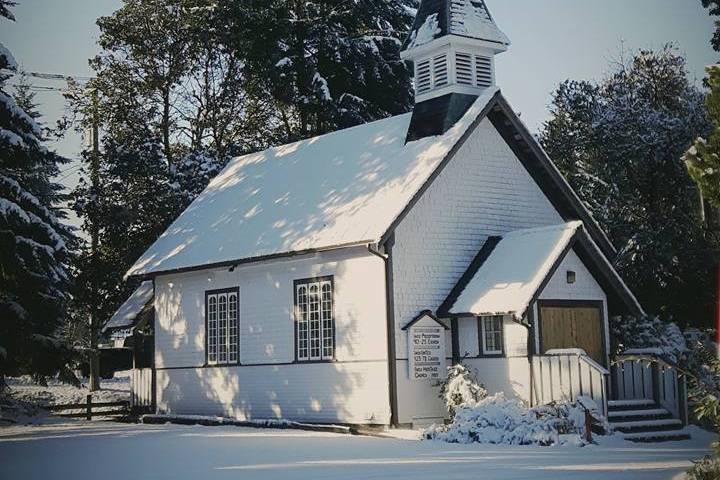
[9,83,66,92]
[1,68,93,82]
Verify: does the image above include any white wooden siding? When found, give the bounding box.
[456,315,527,359]
[153,246,390,424]
[391,118,563,424]
[464,357,531,402]
[536,249,610,361]
[156,362,389,424]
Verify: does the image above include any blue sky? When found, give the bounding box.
[0,0,717,206]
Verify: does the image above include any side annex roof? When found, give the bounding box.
[102,280,154,332]
[438,222,644,319]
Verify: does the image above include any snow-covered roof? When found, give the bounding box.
[102,281,154,332]
[448,0,510,45]
[447,222,582,318]
[403,0,510,51]
[126,88,500,277]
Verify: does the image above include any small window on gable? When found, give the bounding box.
[206,288,239,365]
[295,277,334,362]
[480,315,504,356]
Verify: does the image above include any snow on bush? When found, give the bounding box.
[687,455,720,480]
[425,393,589,446]
[428,363,592,446]
[438,364,487,419]
[611,315,687,363]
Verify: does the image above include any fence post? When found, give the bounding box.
[584,409,593,443]
[651,362,661,405]
[86,394,92,421]
[678,374,689,426]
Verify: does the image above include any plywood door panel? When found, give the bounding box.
[540,306,604,365]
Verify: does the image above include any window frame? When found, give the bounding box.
[478,315,505,357]
[204,287,240,366]
[294,276,336,363]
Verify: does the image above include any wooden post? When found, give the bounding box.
[86,394,92,421]
[88,89,101,392]
[584,409,593,443]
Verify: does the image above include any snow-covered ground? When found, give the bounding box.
[0,421,714,480]
[4,372,130,407]
[1,373,131,425]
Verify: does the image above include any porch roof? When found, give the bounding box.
[438,222,644,319]
[102,281,154,333]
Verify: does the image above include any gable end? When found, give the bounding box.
[380,92,616,263]
[486,96,616,259]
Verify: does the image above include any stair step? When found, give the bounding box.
[611,418,683,433]
[608,408,668,418]
[622,430,692,443]
[608,399,655,410]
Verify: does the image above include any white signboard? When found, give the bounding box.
[408,320,447,382]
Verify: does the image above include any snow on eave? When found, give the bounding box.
[448,222,583,319]
[102,281,154,332]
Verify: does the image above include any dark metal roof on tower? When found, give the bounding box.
[402,0,510,51]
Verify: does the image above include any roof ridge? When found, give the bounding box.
[233,112,415,166]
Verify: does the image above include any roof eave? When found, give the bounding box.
[125,240,376,281]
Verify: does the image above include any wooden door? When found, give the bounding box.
[540,304,605,365]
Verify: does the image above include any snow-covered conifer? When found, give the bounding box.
[0,2,75,385]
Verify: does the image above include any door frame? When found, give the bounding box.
[536,299,608,367]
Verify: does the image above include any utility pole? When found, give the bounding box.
[88,89,101,392]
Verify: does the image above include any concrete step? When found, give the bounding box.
[622,430,692,443]
[611,418,683,434]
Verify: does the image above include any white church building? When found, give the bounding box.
[119,0,676,430]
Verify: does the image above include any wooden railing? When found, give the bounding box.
[131,368,154,409]
[46,395,129,420]
[611,351,688,425]
[531,349,609,416]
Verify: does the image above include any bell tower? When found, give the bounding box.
[401,0,510,141]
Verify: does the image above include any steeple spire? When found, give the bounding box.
[401,0,509,141]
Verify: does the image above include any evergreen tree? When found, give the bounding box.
[68,0,274,326]
[702,0,720,54]
[0,1,75,386]
[219,0,416,141]
[685,65,720,210]
[541,46,718,326]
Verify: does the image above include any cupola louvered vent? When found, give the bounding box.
[456,52,473,86]
[434,54,448,87]
[416,58,432,94]
[475,55,493,87]
[415,54,450,95]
